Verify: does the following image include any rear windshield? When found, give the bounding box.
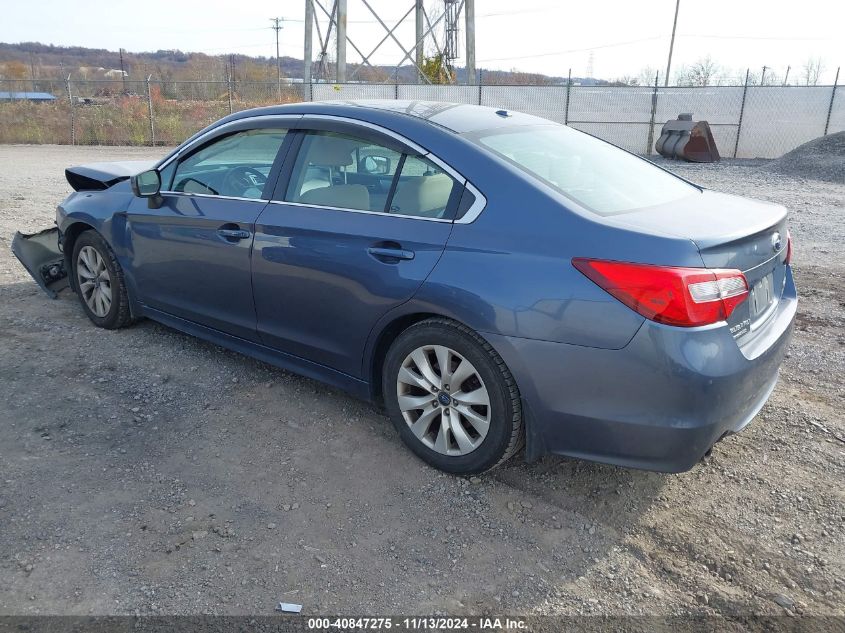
[468,124,698,215]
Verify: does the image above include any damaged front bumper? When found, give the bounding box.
[11,227,68,298]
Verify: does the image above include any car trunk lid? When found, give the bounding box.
[607,189,789,341]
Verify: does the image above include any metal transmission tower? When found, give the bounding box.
[443,0,460,73]
[302,0,476,86]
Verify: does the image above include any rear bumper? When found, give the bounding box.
[486,267,797,473]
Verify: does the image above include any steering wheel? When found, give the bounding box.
[221,166,267,197]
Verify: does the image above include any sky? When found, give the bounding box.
[2,0,844,83]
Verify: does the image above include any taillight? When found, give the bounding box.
[572,258,749,327]
[785,230,793,265]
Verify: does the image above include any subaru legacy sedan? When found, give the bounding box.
[12,100,796,474]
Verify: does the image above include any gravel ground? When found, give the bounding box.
[0,145,843,619]
[762,131,845,184]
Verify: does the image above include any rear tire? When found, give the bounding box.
[71,230,133,330]
[383,318,523,474]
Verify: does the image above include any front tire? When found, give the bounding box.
[71,230,133,329]
[383,318,523,474]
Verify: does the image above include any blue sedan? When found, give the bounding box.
[12,100,796,474]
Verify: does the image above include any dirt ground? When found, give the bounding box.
[0,145,843,619]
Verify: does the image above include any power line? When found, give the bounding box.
[478,36,663,63]
[677,33,839,41]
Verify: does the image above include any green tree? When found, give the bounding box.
[420,54,454,85]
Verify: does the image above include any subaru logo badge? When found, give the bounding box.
[771,232,782,252]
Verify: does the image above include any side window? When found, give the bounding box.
[285,131,400,212]
[286,130,459,219]
[171,128,287,199]
[388,155,458,219]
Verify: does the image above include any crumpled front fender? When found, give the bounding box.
[11,227,69,298]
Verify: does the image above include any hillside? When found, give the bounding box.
[0,41,598,85]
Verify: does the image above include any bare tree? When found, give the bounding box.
[610,75,639,86]
[671,64,688,86]
[801,57,824,86]
[684,56,720,86]
[760,70,780,86]
[637,66,660,86]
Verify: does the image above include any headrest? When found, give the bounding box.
[306,135,358,166]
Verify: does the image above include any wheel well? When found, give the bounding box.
[369,312,442,402]
[62,222,95,290]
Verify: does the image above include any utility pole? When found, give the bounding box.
[465,0,476,85]
[29,51,37,91]
[761,65,768,86]
[119,48,127,92]
[783,65,791,85]
[304,1,313,93]
[415,0,424,84]
[336,0,347,83]
[271,17,284,99]
[664,0,680,87]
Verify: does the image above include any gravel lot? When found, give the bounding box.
[0,145,843,618]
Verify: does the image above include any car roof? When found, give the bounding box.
[227,99,552,135]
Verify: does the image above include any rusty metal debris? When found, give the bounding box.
[656,113,721,162]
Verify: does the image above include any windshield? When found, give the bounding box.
[469,124,698,215]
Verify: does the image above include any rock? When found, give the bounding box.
[506,501,516,512]
[267,523,277,530]
[791,533,802,545]
[469,477,481,484]
[188,499,196,507]
[282,504,291,511]
[696,592,709,605]
[773,593,794,609]
[520,501,533,509]
[192,530,208,540]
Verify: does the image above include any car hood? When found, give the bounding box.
[66,160,156,191]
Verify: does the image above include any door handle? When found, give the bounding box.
[217,228,251,241]
[367,246,415,262]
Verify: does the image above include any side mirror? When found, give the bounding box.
[131,169,161,197]
[360,155,390,175]
[130,169,163,209]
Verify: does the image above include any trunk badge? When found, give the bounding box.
[771,232,782,252]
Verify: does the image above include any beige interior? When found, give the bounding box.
[390,173,453,217]
[299,183,370,210]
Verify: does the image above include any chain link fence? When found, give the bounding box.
[1,76,842,158]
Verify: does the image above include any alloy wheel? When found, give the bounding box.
[76,245,112,318]
[396,344,491,456]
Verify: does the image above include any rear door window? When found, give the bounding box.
[389,155,458,219]
[285,130,460,219]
